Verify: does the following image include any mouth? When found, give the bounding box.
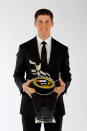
[42,29,47,32]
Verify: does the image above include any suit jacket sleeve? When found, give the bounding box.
[13,45,26,94]
[61,46,72,95]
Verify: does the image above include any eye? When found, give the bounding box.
[46,21,49,24]
[38,21,42,24]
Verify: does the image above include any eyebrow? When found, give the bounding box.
[38,20,50,22]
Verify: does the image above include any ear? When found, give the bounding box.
[51,21,54,27]
[34,21,36,27]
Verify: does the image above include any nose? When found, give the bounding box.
[42,23,46,28]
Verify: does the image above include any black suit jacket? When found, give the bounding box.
[13,36,72,117]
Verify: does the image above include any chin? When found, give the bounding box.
[41,32,48,36]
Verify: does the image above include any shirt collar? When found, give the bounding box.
[37,35,51,46]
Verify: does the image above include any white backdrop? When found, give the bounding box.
[0,0,87,131]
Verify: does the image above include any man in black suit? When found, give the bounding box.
[13,9,72,131]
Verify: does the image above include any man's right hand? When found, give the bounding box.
[22,79,35,98]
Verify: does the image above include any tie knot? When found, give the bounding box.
[41,41,47,46]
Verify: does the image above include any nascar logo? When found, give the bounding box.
[37,80,47,82]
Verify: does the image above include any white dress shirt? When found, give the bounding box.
[37,35,52,64]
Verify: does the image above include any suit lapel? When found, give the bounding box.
[48,37,57,70]
[33,36,41,64]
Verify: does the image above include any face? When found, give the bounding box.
[34,15,54,39]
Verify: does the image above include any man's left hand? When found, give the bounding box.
[54,78,65,98]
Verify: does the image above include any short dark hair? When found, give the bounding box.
[34,8,53,21]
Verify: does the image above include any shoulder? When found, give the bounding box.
[19,36,36,50]
[52,37,68,51]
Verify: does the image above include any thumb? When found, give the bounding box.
[58,78,62,83]
[27,79,33,86]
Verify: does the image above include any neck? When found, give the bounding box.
[38,33,50,41]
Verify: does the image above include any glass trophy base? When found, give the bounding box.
[32,92,58,124]
[35,116,56,123]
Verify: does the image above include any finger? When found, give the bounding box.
[31,89,35,93]
[27,79,33,86]
[59,79,65,87]
[58,93,61,96]
[56,92,61,99]
[54,87,61,94]
[58,78,63,83]
[28,88,35,94]
[28,93,32,98]
[32,89,35,93]
[29,94,32,98]
[54,87,58,92]
[27,79,33,83]
[30,88,35,92]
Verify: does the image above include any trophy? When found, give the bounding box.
[29,61,60,123]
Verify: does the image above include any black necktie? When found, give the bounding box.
[41,41,47,65]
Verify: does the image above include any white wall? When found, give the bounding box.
[0,0,87,131]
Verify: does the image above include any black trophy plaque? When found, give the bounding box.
[30,77,58,123]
